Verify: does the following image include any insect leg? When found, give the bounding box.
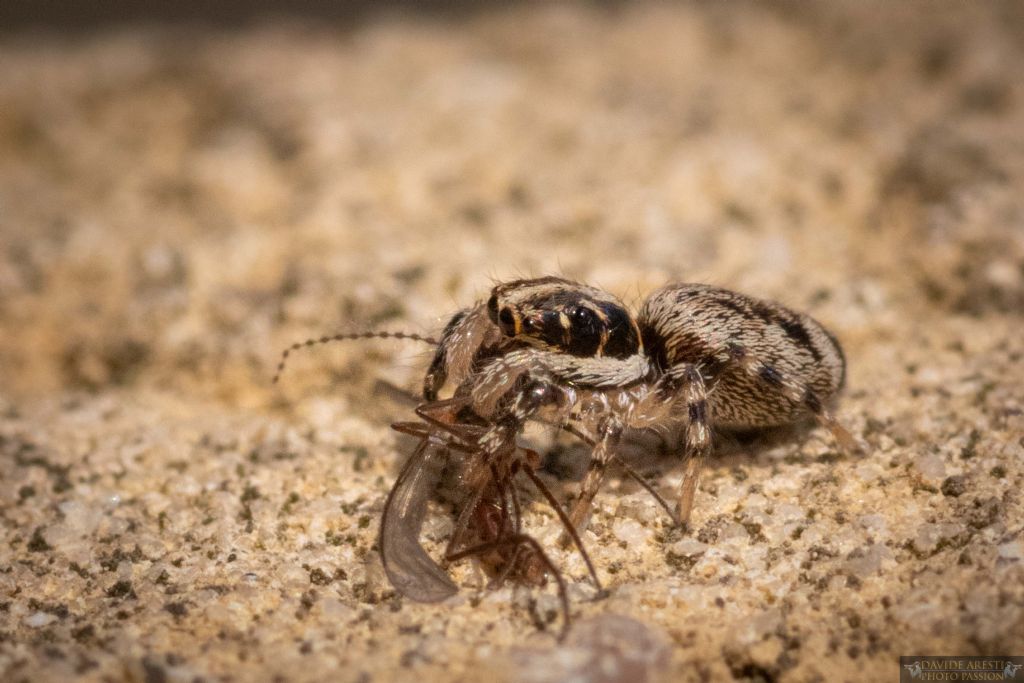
[487,474,529,588]
[446,533,571,642]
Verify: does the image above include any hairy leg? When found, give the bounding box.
[662,365,712,529]
[565,418,624,535]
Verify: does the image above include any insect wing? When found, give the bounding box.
[380,436,458,602]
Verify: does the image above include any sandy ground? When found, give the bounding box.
[2,2,1023,682]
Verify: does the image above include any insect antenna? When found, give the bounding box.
[273,331,439,384]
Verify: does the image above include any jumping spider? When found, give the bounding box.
[420,276,856,532]
[274,276,856,634]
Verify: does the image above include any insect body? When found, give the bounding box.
[383,391,599,640]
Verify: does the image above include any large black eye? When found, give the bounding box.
[565,306,601,356]
[600,304,640,358]
[498,307,516,335]
[570,306,596,325]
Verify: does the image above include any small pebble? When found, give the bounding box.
[24,612,57,628]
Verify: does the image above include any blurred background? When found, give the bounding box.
[0,0,490,30]
[1,3,1023,681]
[1,0,1022,403]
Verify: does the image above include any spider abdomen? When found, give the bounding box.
[639,283,846,428]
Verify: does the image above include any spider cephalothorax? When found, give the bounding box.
[486,276,643,359]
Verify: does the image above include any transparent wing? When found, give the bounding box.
[379,435,458,603]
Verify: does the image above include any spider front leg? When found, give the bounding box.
[423,308,470,401]
[566,417,624,534]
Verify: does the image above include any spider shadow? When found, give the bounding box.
[537,419,840,504]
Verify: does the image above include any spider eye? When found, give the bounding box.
[486,294,499,319]
[498,307,517,335]
[565,306,602,356]
[600,304,640,359]
[570,306,596,325]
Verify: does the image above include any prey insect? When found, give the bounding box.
[274,331,602,640]
[383,397,602,639]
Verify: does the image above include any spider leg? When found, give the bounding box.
[423,308,474,401]
[562,422,678,525]
[659,364,712,530]
[565,418,624,534]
